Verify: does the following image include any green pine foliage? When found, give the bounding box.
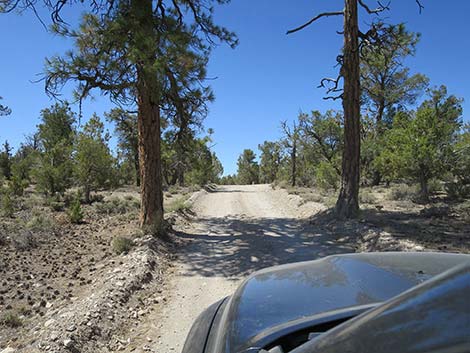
[258,141,282,184]
[0,188,14,218]
[375,86,463,201]
[75,115,115,203]
[34,103,76,196]
[68,194,84,224]
[236,149,259,185]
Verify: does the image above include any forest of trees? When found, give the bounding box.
[1,1,469,230]
[0,102,224,214]
[0,102,224,187]
[227,23,469,204]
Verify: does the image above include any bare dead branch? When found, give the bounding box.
[286,11,343,35]
[324,93,344,101]
[358,0,390,14]
[318,77,341,93]
[416,0,424,14]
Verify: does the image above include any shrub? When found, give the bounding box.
[62,192,76,207]
[428,178,443,194]
[167,185,179,195]
[89,193,105,203]
[94,197,139,215]
[388,184,417,201]
[26,211,55,232]
[1,191,14,217]
[11,229,36,250]
[68,195,84,224]
[360,189,378,204]
[166,196,191,213]
[455,200,470,222]
[10,175,29,196]
[299,192,324,204]
[275,179,290,190]
[445,180,470,200]
[112,236,133,254]
[315,161,339,191]
[1,312,22,328]
[49,201,65,212]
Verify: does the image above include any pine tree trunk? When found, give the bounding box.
[136,83,164,231]
[177,167,185,186]
[419,175,429,202]
[132,0,164,233]
[84,185,91,204]
[335,0,361,218]
[134,151,140,187]
[292,141,297,187]
[371,97,385,186]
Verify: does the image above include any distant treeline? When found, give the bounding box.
[0,103,223,203]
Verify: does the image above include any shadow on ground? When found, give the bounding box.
[175,216,356,280]
[360,208,470,252]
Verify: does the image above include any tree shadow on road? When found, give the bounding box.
[175,215,356,280]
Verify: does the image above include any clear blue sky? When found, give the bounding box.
[0,0,469,175]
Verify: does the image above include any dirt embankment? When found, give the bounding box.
[0,189,184,353]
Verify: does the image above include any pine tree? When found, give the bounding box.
[35,103,76,196]
[287,0,425,218]
[75,115,115,203]
[237,149,259,185]
[0,141,13,179]
[13,0,237,233]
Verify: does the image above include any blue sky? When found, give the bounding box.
[0,0,469,175]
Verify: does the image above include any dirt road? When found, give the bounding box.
[125,184,355,352]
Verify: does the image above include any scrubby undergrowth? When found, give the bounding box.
[0,185,196,352]
[279,182,470,254]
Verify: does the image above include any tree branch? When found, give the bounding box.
[358,0,390,14]
[286,11,344,35]
[416,0,424,13]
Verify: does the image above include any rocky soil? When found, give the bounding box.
[0,188,188,353]
[1,184,468,353]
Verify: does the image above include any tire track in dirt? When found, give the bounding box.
[123,184,353,353]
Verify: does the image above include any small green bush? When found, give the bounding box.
[49,201,65,212]
[94,197,140,215]
[26,211,55,232]
[10,175,29,196]
[62,192,75,207]
[387,184,417,201]
[300,192,324,204]
[324,195,338,208]
[68,195,84,224]
[428,178,443,194]
[112,236,133,254]
[166,196,191,213]
[445,181,470,200]
[1,312,22,328]
[315,161,339,191]
[167,185,179,195]
[359,189,378,204]
[1,190,14,218]
[89,193,105,203]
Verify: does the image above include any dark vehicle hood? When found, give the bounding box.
[207,252,470,353]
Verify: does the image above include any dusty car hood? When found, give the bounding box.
[208,252,470,353]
